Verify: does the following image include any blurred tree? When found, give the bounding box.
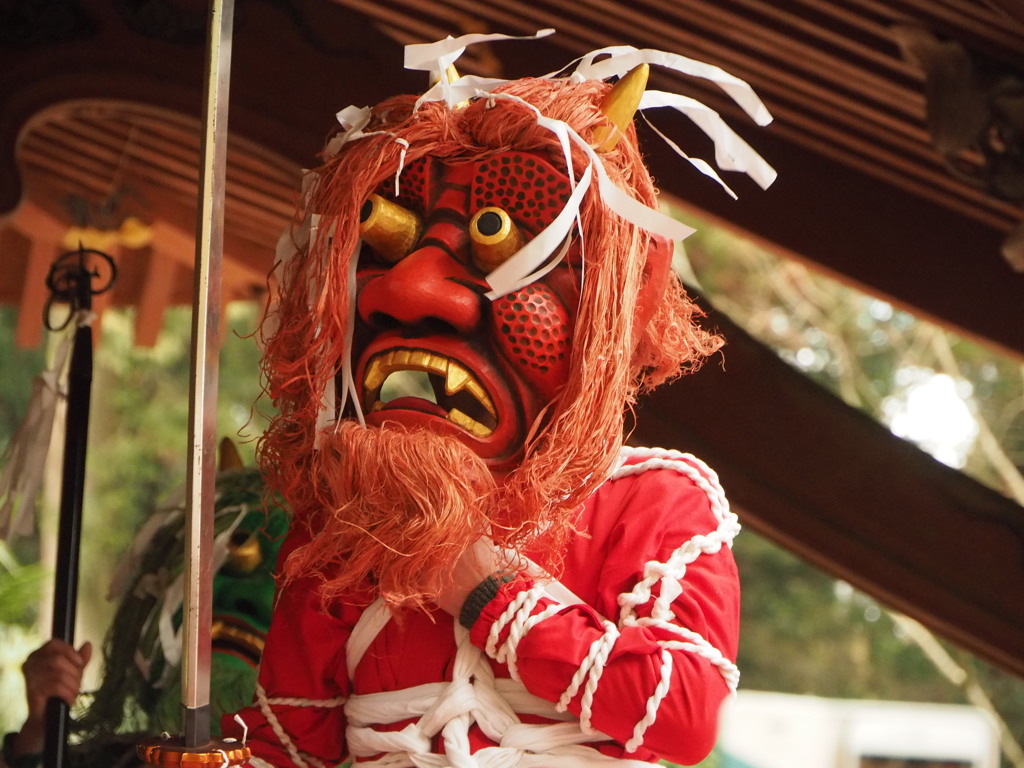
[678,212,1024,764]
[0,309,46,442]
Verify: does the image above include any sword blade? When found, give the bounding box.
[183,0,234,747]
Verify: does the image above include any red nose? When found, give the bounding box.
[357,245,483,335]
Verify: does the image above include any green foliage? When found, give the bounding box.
[0,545,45,626]
[0,308,46,443]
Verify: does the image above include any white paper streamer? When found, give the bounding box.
[325,106,373,157]
[640,114,737,200]
[337,240,365,427]
[640,90,776,189]
[405,29,554,109]
[481,92,696,301]
[393,138,410,195]
[406,29,554,75]
[0,312,90,540]
[571,45,773,126]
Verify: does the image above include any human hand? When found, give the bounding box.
[435,538,516,618]
[13,639,92,756]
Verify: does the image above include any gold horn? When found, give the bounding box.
[218,436,244,471]
[593,63,650,152]
[429,64,470,110]
[430,63,461,88]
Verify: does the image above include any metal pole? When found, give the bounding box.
[182,0,233,747]
[42,283,92,768]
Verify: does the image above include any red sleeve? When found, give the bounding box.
[222,528,353,767]
[469,459,740,765]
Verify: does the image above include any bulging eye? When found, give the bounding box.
[224,529,262,575]
[469,207,524,272]
[359,194,423,263]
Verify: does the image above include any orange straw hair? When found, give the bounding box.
[260,76,722,601]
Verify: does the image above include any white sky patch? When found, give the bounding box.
[881,367,979,468]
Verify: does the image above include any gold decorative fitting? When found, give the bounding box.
[593,63,650,153]
[211,618,267,656]
[359,195,423,263]
[137,738,251,767]
[225,531,262,574]
[469,207,524,272]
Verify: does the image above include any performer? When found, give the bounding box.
[226,32,774,768]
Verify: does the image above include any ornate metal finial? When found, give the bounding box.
[43,245,117,331]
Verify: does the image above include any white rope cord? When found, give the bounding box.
[600,448,739,751]
[623,649,672,753]
[575,622,620,736]
[485,585,546,661]
[555,620,618,716]
[639,617,741,691]
[615,450,739,627]
[472,448,739,755]
[344,623,618,768]
[614,448,732,526]
[266,694,348,707]
[500,601,565,681]
[256,682,309,768]
[255,681,345,768]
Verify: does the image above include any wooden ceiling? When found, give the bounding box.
[3,100,294,347]
[1,0,1022,675]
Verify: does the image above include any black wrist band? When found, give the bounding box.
[459,572,516,629]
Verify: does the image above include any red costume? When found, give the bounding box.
[223,30,773,768]
[229,448,739,768]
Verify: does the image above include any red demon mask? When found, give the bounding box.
[352,151,580,470]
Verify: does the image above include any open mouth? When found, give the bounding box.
[362,348,498,438]
[211,615,266,668]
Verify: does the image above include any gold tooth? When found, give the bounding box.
[364,358,386,391]
[466,380,496,418]
[446,361,472,395]
[445,361,495,417]
[447,408,493,438]
[364,349,496,422]
[408,350,435,371]
[429,353,448,372]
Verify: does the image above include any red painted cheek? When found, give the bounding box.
[491,285,573,401]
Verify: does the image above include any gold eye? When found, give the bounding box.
[469,207,524,272]
[225,530,262,575]
[359,194,423,263]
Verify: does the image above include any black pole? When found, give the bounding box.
[42,279,91,768]
[40,249,113,768]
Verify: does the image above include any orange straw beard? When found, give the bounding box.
[282,420,501,610]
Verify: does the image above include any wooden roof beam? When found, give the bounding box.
[11,201,65,349]
[134,246,179,348]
